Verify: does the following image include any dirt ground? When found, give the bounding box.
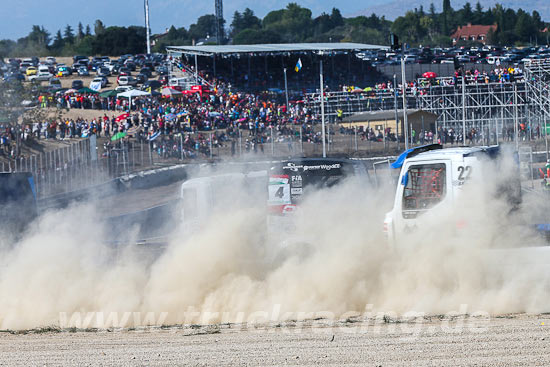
[0,314,549,366]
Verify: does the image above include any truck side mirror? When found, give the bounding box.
[401,171,408,186]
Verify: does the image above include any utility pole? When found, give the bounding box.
[400,53,409,150]
[320,58,327,158]
[514,83,519,151]
[144,0,151,54]
[393,74,399,150]
[195,54,199,84]
[283,68,289,110]
[214,0,224,45]
[462,75,466,145]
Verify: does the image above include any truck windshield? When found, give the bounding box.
[402,163,446,211]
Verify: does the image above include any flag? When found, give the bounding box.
[90,81,102,92]
[111,131,127,141]
[115,113,129,122]
[295,58,302,72]
[148,131,160,141]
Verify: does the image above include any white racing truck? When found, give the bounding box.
[383,144,523,245]
[180,171,267,233]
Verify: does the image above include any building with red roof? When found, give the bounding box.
[451,23,497,45]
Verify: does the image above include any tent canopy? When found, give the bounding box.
[77,87,98,94]
[117,89,151,98]
[99,90,118,97]
[162,87,183,96]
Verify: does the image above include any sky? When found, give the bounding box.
[1,0,548,41]
[0,0,386,41]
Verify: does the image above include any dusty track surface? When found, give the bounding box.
[1,314,550,366]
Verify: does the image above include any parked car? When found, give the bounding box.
[115,85,134,93]
[141,79,161,91]
[119,68,132,76]
[125,62,136,71]
[91,77,107,88]
[73,55,88,63]
[136,73,148,84]
[28,70,53,82]
[140,67,153,77]
[117,75,137,86]
[71,80,84,89]
[56,65,72,76]
[3,73,25,83]
[158,75,168,85]
[77,66,89,76]
[25,66,37,76]
[48,77,61,88]
[19,62,32,73]
[156,65,168,75]
[97,67,111,77]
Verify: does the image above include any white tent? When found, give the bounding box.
[117,89,150,98]
[161,87,183,97]
[117,89,150,110]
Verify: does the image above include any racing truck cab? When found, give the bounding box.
[383,144,519,245]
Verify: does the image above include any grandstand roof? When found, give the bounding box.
[166,42,389,56]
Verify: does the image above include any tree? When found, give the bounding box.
[188,14,218,41]
[85,24,91,36]
[515,11,536,42]
[461,2,473,24]
[391,11,429,44]
[0,39,16,59]
[532,11,544,31]
[429,3,437,19]
[51,30,64,51]
[442,0,451,35]
[313,13,333,36]
[94,19,106,35]
[231,8,261,37]
[473,2,484,23]
[64,25,75,44]
[263,3,313,42]
[27,25,50,47]
[233,29,281,44]
[230,11,243,37]
[330,8,344,27]
[92,26,146,55]
[77,22,84,40]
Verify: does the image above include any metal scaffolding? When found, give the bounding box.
[306,69,550,144]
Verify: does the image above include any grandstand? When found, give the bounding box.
[166,42,389,93]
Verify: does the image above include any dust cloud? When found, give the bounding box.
[1,156,549,330]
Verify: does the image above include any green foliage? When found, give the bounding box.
[233,29,281,44]
[152,26,190,52]
[189,14,218,42]
[77,22,84,40]
[263,3,313,42]
[0,3,547,58]
[0,40,16,58]
[231,8,261,37]
[94,20,106,35]
[92,26,146,55]
[64,24,75,44]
